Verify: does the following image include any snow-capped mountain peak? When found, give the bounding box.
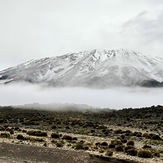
[0,49,163,88]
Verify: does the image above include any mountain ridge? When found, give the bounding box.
[0,49,163,88]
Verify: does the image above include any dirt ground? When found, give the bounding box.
[0,142,139,163]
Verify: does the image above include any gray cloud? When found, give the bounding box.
[0,0,163,70]
[120,10,163,56]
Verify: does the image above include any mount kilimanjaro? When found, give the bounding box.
[0,49,163,88]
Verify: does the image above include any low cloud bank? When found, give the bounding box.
[0,83,163,109]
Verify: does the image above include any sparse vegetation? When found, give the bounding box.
[0,105,162,162]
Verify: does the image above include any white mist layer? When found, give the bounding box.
[0,84,163,109]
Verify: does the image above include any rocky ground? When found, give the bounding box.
[0,105,162,163]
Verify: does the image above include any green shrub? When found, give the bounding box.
[74,143,85,150]
[56,141,64,147]
[115,129,123,134]
[120,135,125,139]
[72,137,78,140]
[138,150,153,158]
[51,125,57,129]
[151,134,162,140]
[84,146,89,150]
[143,145,152,149]
[125,145,134,152]
[115,145,124,152]
[91,129,95,133]
[105,150,113,156]
[143,133,151,139]
[121,139,127,143]
[14,127,19,131]
[126,148,137,156]
[0,132,10,138]
[109,139,122,148]
[111,139,122,145]
[29,137,44,142]
[9,129,14,135]
[62,135,73,141]
[95,142,101,146]
[101,142,108,146]
[0,126,5,131]
[51,133,60,139]
[127,140,134,146]
[133,131,142,137]
[108,143,115,148]
[125,130,132,136]
[154,152,160,157]
[17,134,27,140]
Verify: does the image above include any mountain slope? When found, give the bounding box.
[0,49,163,87]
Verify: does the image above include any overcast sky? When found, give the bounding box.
[0,0,163,70]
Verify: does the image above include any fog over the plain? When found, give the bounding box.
[0,84,163,109]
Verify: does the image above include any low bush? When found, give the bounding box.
[138,150,153,158]
[111,139,122,145]
[0,126,5,131]
[121,139,127,143]
[101,142,108,146]
[105,150,113,156]
[51,125,57,129]
[126,148,137,156]
[125,145,134,152]
[108,143,115,148]
[14,127,21,131]
[72,137,78,140]
[29,137,44,142]
[56,141,64,147]
[115,129,123,134]
[74,143,85,150]
[109,139,122,148]
[127,140,134,146]
[143,144,152,149]
[91,129,95,133]
[125,130,132,136]
[17,134,27,140]
[143,133,151,139]
[9,129,14,135]
[51,133,60,139]
[115,145,124,152]
[133,132,142,137]
[95,142,101,146]
[150,134,162,140]
[62,135,73,141]
[0,132,10,138]
[154,152,160,157]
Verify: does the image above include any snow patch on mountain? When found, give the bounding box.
[0,49,163,88]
